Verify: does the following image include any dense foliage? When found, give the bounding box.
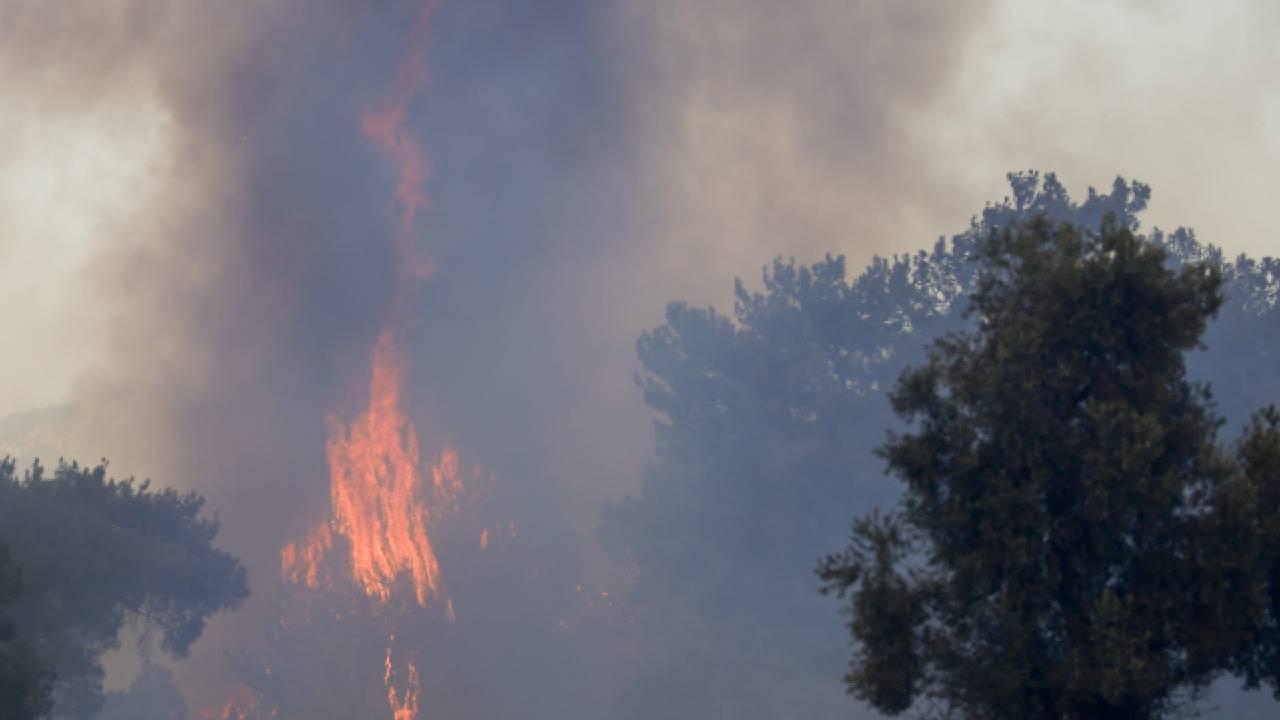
[0,542,53,720]
[0,459,248,718]
[604,172,1280,716]
[818,217,1280,718]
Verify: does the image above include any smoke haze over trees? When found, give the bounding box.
[604,172,1280,718]
[0,542,53,720]
[3,3,1280,718]
[0,460,246,718]
[96,663,188,720]
[1,171,1278,718]
[2,172,1279,718]
[819,216,1280,718]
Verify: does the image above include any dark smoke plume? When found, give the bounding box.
[4,1,1016,715]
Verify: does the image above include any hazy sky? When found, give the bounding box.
[1,0,1276,419]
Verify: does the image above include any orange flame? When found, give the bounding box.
[327,330,442,605]
[361,1,439,281]
[385,638,422,720]
[280,333,465,608]
[197,685,273,720]
[274,5,455,718]
[279,0,455,611]
[280,523,333,590]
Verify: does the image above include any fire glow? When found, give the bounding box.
[385,636,422,720]
[276,3,454,718]
[280,0,448,607]
[198,685,273,720]
[281,331,462,606]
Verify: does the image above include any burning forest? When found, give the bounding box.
[6,1,1280,719]
[227,5,509,716]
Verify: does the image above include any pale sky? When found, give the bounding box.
[923,0,1280,254]
[0,84,173,417]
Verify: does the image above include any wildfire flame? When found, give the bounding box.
[280,330,466,608]
[326,330,448,605]
[385,637,422,720]
[362,0,438,282]
[197,685,273,720]
[279,0,451,609]
[273,4,457,718]
[279,522,333,590]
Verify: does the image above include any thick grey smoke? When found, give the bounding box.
[14,1,417,705]
[0,0,1040,716]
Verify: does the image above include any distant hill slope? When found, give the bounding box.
[0,405,75,466]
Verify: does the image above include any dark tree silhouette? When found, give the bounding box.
[818,217,1280,719]
[0,458,248,719]
[0,542,53,720]
[602,172,1160,717]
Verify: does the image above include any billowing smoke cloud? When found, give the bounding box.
[2,0,449,703]
[614,0,995,283]
[1,0,1020,716]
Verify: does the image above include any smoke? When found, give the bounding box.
[613,0,995,284]
[917,0,1280,259]
[2,0,436,703]
[0,0,1025,716]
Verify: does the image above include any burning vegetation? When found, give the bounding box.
[268,3,471,717]
[10,1,1280,719]
[282,331,462,607]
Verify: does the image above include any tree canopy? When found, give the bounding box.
[818,217,1280,718]
[0,542,53,720]
[0,458,248,718]
[603,171,1280,717]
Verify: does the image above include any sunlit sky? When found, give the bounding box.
[1,0,1276,419]
[0,90,173,416]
